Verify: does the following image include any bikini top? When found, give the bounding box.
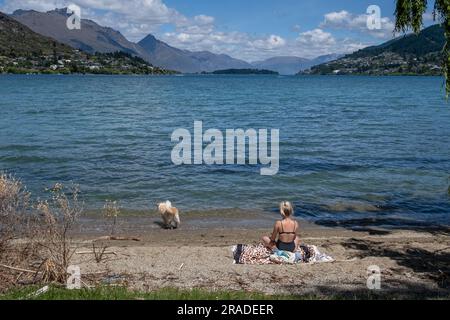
[279,220,297,240]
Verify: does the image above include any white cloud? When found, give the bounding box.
[291,28,365,58]
[1,1,371,61]
[297,29,335,46]
[321,10,396,39]
[162,25,365,61]
[324,10,351,24]
[194,14,214,25]
[1,0,57,12]
[2,0,189,40]
[174,14,215,35]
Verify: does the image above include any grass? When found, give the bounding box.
[2,285,448,300]
[0,285,315,300]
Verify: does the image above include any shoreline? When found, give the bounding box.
[79,208,450,234]
[66,211,450,299]
[0,73,444,77]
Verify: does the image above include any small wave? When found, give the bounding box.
[0,144,42,152]
[314,217,433,228]
[322,201,382,213]
[1,155,51,164]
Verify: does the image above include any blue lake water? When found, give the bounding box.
[1,74,449,226]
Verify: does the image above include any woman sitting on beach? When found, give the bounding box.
[261,201,299,252]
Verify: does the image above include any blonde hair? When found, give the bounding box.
[279,201,294,217]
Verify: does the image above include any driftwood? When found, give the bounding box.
[0,263,37,274]
[76,251,117,255]
[331,257,358,263]
[93,236,141,242]
[27,285,49,298]
[84,271,108,275]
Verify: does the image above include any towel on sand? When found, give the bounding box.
[231,243,334,264]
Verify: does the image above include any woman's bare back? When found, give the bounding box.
[277,218,297,243]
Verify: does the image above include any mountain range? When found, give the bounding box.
[303,24,444,76]
[252,54,343,75]
[11,9,251,73]
[10,8,338,74]
[0,11,73,57]
[7,8,443,75]
[0,11,172,75]
[11,9,150,58]
[137,33,251,73]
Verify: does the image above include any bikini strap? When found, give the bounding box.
[280,220,297,234]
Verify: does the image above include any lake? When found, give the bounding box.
[1,74,449,227]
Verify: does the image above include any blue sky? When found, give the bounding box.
[0,0,436,61]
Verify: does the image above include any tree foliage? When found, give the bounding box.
[395,0,449,96]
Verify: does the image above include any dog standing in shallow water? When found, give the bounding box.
[157,201,180,229]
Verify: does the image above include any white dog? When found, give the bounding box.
[157,200,180,229]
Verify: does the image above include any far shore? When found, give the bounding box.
[0,72,444,77]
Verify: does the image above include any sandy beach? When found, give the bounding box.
[70,210,450,299]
